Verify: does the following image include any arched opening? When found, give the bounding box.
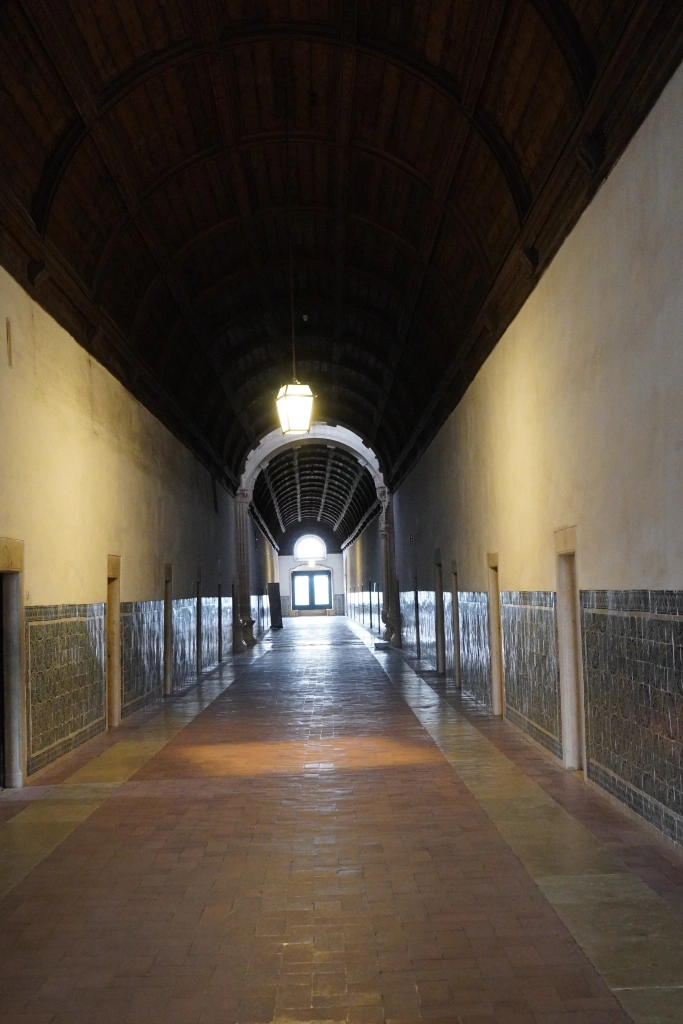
[238,425,386,625]
[294,535,327,560]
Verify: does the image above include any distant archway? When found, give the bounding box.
[239,423,385,499]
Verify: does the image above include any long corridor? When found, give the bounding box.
[1,619,682,1024]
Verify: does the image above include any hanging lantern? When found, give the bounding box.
[276,382,313,435]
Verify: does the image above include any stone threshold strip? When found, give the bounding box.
[0,642,272,901]
[346,619,683,1024]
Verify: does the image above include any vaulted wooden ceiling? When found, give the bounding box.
[2,1,682,491]
[252,443,378,547]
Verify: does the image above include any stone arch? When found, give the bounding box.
[240,424,385,500]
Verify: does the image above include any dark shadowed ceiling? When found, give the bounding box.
[252,443,378,548]
[1,1,683,494]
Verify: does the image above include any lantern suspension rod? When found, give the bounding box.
[285,80,297,383]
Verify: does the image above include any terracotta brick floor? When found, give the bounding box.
[423,676,683,919]
[0,618,677,1023]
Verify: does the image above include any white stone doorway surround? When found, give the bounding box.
[234,424,400,649]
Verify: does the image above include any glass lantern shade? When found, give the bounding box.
[276,382,314,435]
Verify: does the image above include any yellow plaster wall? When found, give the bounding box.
[344,516,382,592]
[394,59,683,593]
[0,266,235,604]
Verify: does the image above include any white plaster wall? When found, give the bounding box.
[0,266,238,604]
[393,60,683,593]
[278,554,344,602]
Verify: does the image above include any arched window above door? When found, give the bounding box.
[294,535,326,559]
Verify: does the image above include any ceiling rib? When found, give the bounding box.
[262,466,286,533]
[332,464,364,532]
[293,448,302,522]
[22,0,256,446]
[385,0,670,488]
[252,444,378,545]
[317,448,335,522]
[26,29,531,255]
[372,1,509,443]
[192,0,283,359]
[341,499,380,551]
[0,163,237,487]
[530,0,597,102]
[332,1,358,367]
[2,0,681,501]
[249,502,280,553]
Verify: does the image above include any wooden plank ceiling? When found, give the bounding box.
[1,0,683,509]
[252,443,378,548]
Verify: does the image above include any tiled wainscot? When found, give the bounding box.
[201,597,219,672]
[221,595,233,657]
[458,592,492,708]
[400,590,417,655]
[582,590,683,845]
[501,591,562,759]
[25,603,106,774]
[416,591,437,667]
[121,600,163,717]
[250,592,271,635]
[172,598,197,692]
[443,591,454,678]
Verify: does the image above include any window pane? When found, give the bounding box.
[294,535,326,559]
[293,576,310,606]
[313,574,330,606]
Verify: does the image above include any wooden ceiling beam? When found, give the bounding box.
[317,448,336,523]
[22,0,256,448]
[530,0,596,103]
[371,1,510,445]
[386,0,683,489]
[92,133,491,288]
[334,1,358,366]
[341,499,381,550]
[332,464,364,532]
[254,442,377,543]
[0,171,238,489]
[24,19,527,259]
[231,374,408,445]
[249,502,281,553]
[206,300,402,353]
[6,0,683,500]
[261,466,286,534]
[292,449,302,523]
[192,0,284,367]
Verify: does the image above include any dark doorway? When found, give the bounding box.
[291,571,333,611]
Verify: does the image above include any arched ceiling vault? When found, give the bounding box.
[252,443,379,549]
[2,1,683,491]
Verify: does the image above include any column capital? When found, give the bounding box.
[376,485,391,507]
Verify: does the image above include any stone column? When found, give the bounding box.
[235,489,256,648]
[378,488,400,646]
[435,559,446,675]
